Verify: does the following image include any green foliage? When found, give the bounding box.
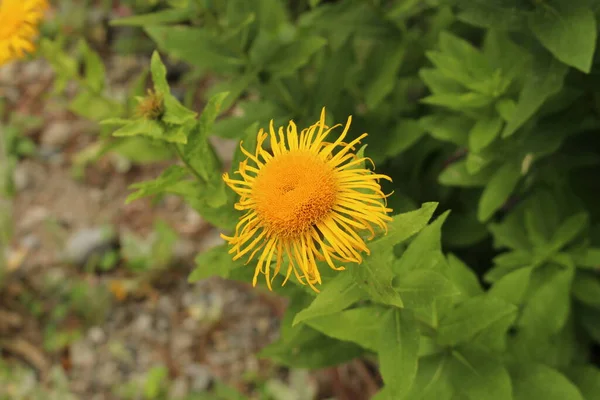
[95,0,600,398]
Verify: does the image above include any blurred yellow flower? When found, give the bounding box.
[0,0,49,66]
[222,107,393,292]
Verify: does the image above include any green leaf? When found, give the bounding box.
[477,160,521,222]
[305,306,386,351]
[502,56,568,137]
[572,271,600,309]
[421,92,494,111]
[150,51,170,95]
[79,40,105,92]
[437,295,517,346]
[184,92,230,181]
[489,266,533,306]
[420,115,471,146]
[369,202,438,251]
[145,26,244,71]
[366,41,405,109]
[529,5,596,73]
[230,122,259,175]
[378,309,420,400]
[404,353,454,400]
[189,244,244,282]
[446,254,484,299]
[111,119,188,144]
[395,270,460,310]
[550,213,588,252]
[564,365,600,399]
[468,115,503,152]
[439,160,495,188]
[449,347,513,400]
[511,363,584,400]
[293,272,365,326]
[110,8,191,26]
[572,246,600,269]
[393,211,450,275]
[125,165,189,204]
[267,36,327,78]
[351,247,404,308]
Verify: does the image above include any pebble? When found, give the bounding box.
[132,314,153,336]
[186,364,212,392]
[19,206,49,231]
[169,377,189,399]
[88,327,106,344]
[40,121,74,148]
[70,341,96,368]
[12,163,31,192]
[64,226,118,266]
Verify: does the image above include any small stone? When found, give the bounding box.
[19,206,49,231]
[171,332,193,354]
[186,364,212,392]
[12,164,31,192]
[169,377,189,399]
[88,327,106,344]
[132,314,153,336]
[157,296,176,315]
[20,234,40,250]
[70,340,95,368]
[40,121,74,148]
[64,226,118,266]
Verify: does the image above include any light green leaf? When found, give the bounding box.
[572,271,600,309]
[79,40,105,92]
[404,353,454,400]
[550,213,588,252]
[125,165,189,204]
[529,5,596,73]
[477,160,521,222]
[489,266,533,306]
[511,363,584,400]
[468,115,503,152]
[189,244,245,282]
[395,269,460,310]
[437,295,517,346]
[305,306,386,351]
[446,254,484,299]
[572,246,600,269]
[502,56,568,137]
[150,51,169,95]
[351,247,404,308]
[293,272,365,326]
[449,347,513,400]
[378,309,420,400]
[369,202,438,251]
[394,211,450,275]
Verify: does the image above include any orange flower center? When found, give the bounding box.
[253,151,337,237]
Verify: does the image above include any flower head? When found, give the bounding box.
[0,0,49,66]
[222,108,393,292]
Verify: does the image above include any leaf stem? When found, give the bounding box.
[171,143,205,182]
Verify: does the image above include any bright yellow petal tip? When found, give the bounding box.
[0,0,49,66]
[222,107,393,292]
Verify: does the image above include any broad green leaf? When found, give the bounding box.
[519,265,574,336]
[351,247,404,308]
[437,295,517,346]
[394,211,450,275]
[369,202,438,251]
[477,160,521,222]
[443,210,489,248]
[259,325,364,369]
[69,92,120,121]
[468,115,503,152]
[378,309,420,400]
[293,272,365,326]
[395,269,460,310]
[550,213,588,252]
[420,115,471,146]
[529,5,596,73]
[406,353,454,400]
[110,9,191,26]
[439,160,495,188]
[489,266,533,306]
[572,271,600,309]
[366,41,405,109]
[446,254,484,299]
[419,68,464,94]
[449,347,512,400]
[189,244,244,282]
[489,219,530,252]
[370,119,426,163]
[305,306,386,351]
[125,166,189,204]
[502,56,568,137]
[511,363,584,400]
[267,36,327,78]
[79,40,105,92]
[565,365,600,399]
[150,51,170,95]
[421,92,494,111]
[572,246,600,269]
[470,310,517,352]
[111,137,173,164]
[145,26,244,70]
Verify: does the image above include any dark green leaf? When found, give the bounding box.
[446,254,484,299]
[110,9,191,26]
[468,115,503,152]
[267,36,327,78]
[564,365,600,399]
[189,244,245,282]
[572,271,600,309]
[420,115,471,146]
[439,160,495,188]
[366,42,405,109]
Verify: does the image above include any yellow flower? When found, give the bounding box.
[222,107,393,292]
[0,0,49,66]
